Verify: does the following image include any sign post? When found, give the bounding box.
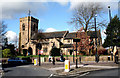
[39,51,41,66]
[73,38,80,68]
[36,43,42,66]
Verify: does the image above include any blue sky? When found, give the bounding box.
[0,0,119,45]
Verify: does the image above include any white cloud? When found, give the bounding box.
[101,29,106,44]
[45,28,57,32]
[5,31,18,42]
[0,0,119,20]
[52,0,69,6]
[0,1,48,19]
[101,29,106,37]
[69,0,119,10]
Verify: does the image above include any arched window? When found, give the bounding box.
[22,23,25,31]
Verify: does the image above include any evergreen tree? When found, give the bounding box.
[103,15,120,47]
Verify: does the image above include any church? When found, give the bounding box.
[19,15,102,56]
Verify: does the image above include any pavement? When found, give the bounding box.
[0,69,4,78]
[37,61,119,77]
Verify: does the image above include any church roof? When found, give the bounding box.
[31,31,68,39]
[31,30,101,40]
[42,31,68,39]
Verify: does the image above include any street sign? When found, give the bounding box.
[41,50,43,54]
[38,50,43,55]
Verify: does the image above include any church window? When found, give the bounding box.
[68,40,70,43]
[22,23,25,31]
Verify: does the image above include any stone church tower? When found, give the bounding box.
[19,16,39,55]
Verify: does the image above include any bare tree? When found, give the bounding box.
[70,2,106,32]
[0,21,7,45]
[0,21,7,37]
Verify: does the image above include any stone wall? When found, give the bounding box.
[32,55,112,63]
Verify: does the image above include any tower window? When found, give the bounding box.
[33,24,35,31]
[22,23,25,31]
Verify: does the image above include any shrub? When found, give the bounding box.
[50,47,60,56]
[2,49,11,58]
[79,51,86,55]
[93,49,108,55]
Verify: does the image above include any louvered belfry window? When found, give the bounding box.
[22,23,25,31]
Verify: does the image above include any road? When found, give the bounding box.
[51,68,119,78]
[2,64,52,77]
[84,68,120,77]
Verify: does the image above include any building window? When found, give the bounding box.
[22,23,25,31]
[43,47,47,53]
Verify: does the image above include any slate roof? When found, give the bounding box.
[64,32,76,39]
[87,31,101,38]
[31,30,101,40]
[65,31,101,39]
[42,31,68,39]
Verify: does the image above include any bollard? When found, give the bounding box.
[53,57,55,65]
[108,56,110,61]
[64,60,70,72]
[34,59,37,66]
[79,56,81,63]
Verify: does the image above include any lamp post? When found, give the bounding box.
[94,14,99,63]
[75,33,78,68]
[73,46,75,63]
[38,49,41,66]
[108,6,113,61]
[108,6,112,22]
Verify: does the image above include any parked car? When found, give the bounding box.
[8,57,27,65]
[56,57,65,62]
